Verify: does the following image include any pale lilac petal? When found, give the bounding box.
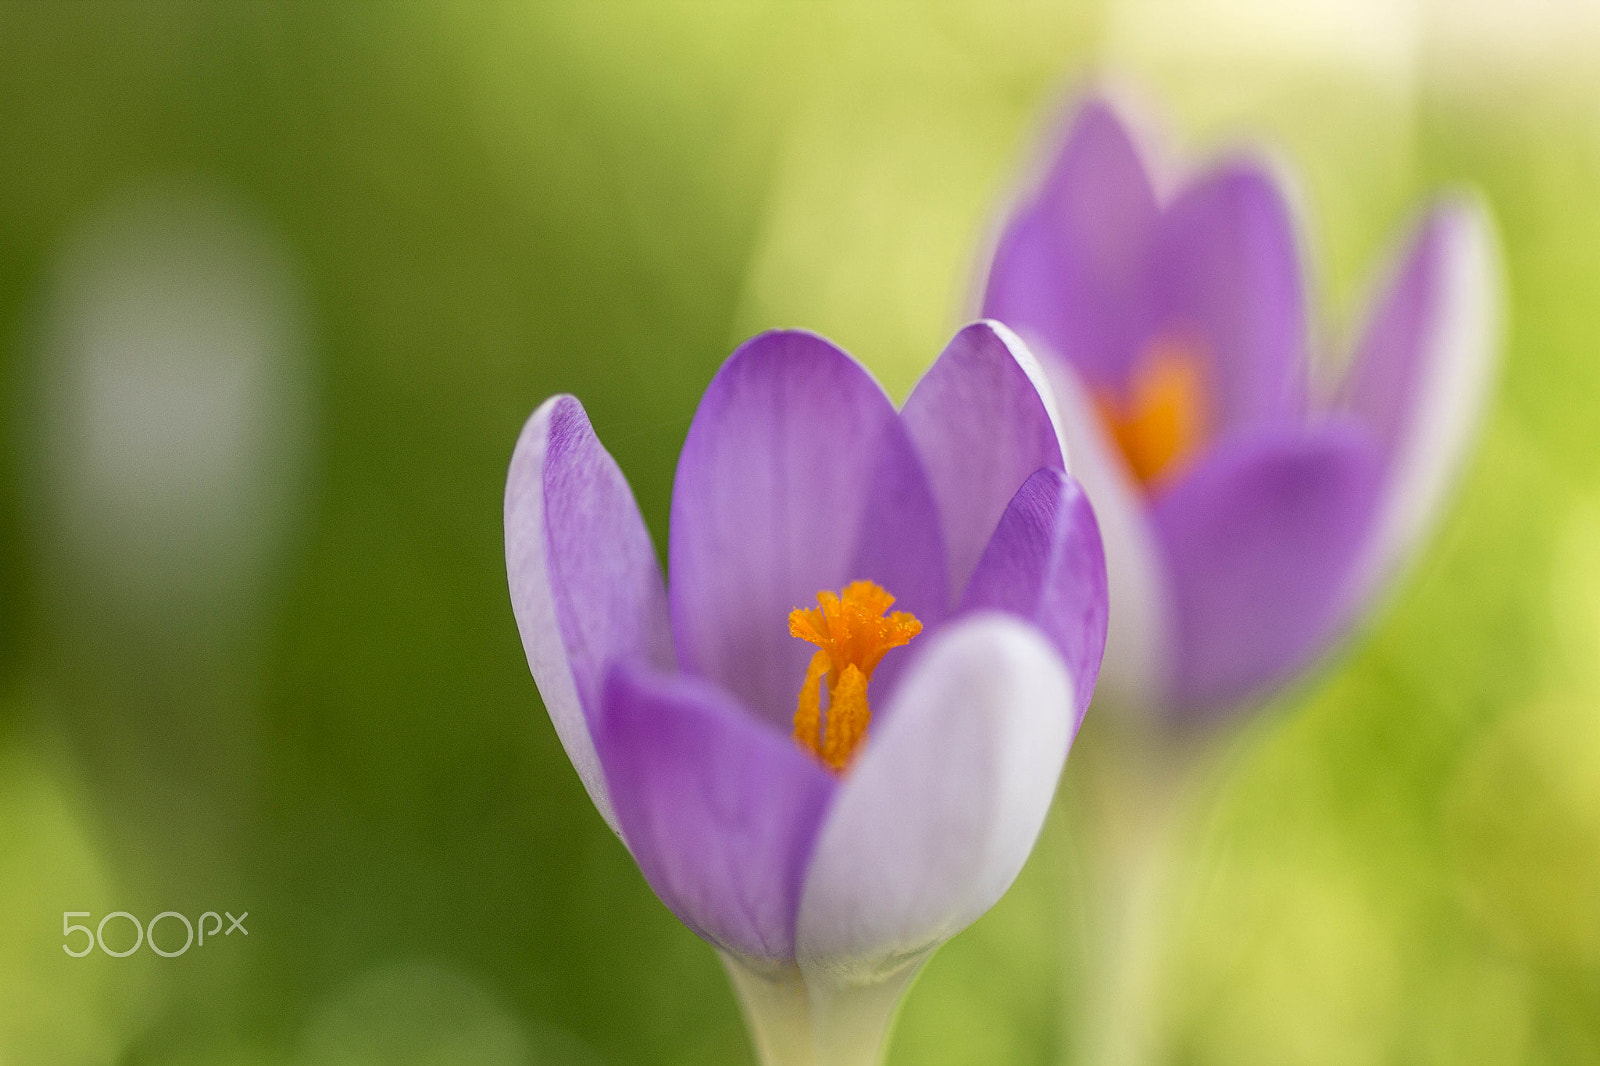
[958,468,1108,732]
[670,331,946,729]
[795,615,1073,979]
[504,395,674,832]
[598,665,836,962]
[982,98,1161,390]
[1151,420,1384,712]
[1148,160,1308,432]
[901,321,1064,600]
[1340,197,1499,606]
[1036,97,1161,282]
[1040,357,1173,713]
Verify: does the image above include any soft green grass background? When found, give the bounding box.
[0,4,1596,1064]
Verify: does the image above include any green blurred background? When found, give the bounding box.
[1,3,1598,1064]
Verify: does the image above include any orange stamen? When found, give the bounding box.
[788,579,922,773]
[1093,333,1210,488]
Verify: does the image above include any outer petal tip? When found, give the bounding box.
[975,318,1071,467]
[504,393,672,834]
[1042,93,1160,225]
[1341,193,1501,610]
[982,94,1162,391]
[901,323,1067,601]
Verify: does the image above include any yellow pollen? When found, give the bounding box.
[1092,333,1210,489]
[788,580,922,773]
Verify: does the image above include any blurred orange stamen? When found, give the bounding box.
[1093,334,1210,488]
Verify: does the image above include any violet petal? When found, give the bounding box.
[1151,420,1384,712]
[504,395,674,832]
[982,97,1161,391]
[958,468,1109,733]
[1340,197,1498,606]
[598,664,836,962]
[901,321,1064,601]
[1147,159,1308,432]
[669,330,945,729]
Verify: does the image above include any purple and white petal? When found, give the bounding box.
[505,395,674,832]
[795,615,1073,980]
[1147,159,1308,432]
[958,468,1108,733]
[1339,196,1499,607]
[982,98,1161,390]
[598,665,837,962]
[1042,358,1173,713]
[1151,420,1385,713]
[670,330,946,729]
[901,321,1065,601]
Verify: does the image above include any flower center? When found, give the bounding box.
[1092,332,1210,489]
[788,579,922,773]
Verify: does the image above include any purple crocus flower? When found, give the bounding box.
[982,96,1498,718]
[505,323,1108,1063]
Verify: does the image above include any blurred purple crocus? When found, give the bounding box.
[982,96,1498,718]
[504,323,1108,1064]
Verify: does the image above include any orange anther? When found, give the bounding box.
[1093,333,1210,489]
[789,580,921,772]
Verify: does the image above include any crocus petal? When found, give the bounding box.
[900,321,1064,600]
[795,614,1073,980]
[670,331,945,729]
[1148,159,1308,431]
[982,98,1161,390]
[1040,358,1172,713]
[958,468,1108,732]
[597,664,836,962]
[504,395,674,832]
[1151,420,1384,712]
[1340,197,1499,605]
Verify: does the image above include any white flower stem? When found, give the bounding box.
[1065,718,1236,1066]
[723,957,818,1066]
[721,953,921,1066]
